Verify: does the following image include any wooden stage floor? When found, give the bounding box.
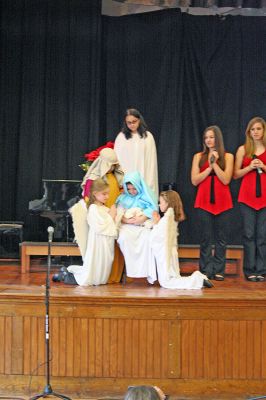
[0,259,266,400]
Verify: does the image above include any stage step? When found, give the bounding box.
[20,242,243,276]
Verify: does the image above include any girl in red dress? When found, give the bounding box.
[234,117,266,282]
[191,126,234,281]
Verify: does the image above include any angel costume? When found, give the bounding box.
[70,148,124,283]
[116,171,158,283]
[67,204,118,286]
[71,148,123,258]
[150,208,207,289]
[114,131,159,197]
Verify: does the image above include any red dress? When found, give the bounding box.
[238,150,266,210]
[194,159,233,215]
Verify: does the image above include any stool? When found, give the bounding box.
[0,221,24,259]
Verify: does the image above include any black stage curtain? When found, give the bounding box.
[0,0,103,239]
[0,4,265,243]
[103,10,266,244]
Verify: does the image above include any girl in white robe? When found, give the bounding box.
[70,148,123,260]
[151,191,213,289]
[69,148,124,284]
[67,179,118,286]
[114,108,159,197]
[116,171,158,283]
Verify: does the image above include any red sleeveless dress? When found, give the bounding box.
[238,150,266,210]
[194,158,233,215]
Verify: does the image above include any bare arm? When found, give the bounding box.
[152,211,161,225]
[233,145,252,179]
[234,145,266,179]
[191,153,212,186]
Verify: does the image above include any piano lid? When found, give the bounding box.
[29,179,82,213]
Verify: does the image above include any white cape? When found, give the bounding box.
[69,199,88,260]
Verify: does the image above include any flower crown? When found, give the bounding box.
[79,141,114,172]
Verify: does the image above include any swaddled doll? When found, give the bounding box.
[124,207,144,218]
[123,207,154,229]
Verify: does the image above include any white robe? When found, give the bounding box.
[150,208,206,289]
[117,223,157,284]
[67,204,117,286]
[114,131,159,197]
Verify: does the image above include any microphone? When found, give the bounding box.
[210,149,216,164]
[252,155,263,174]
[47,226,54,242]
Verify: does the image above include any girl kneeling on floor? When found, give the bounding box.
[151,190,213,289]
[54,179,118,286]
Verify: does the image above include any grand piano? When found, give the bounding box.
[29,179,82,241]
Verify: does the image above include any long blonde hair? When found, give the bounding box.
[244,116,266,157]
[88,178,109,207]
[160,190,186,222]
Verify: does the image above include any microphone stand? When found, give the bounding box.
[30,227,71,400]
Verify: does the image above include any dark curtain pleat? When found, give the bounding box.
[103,9,185,187]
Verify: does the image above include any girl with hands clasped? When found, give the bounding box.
[234,117,266,282]
[191,126,234,281]
[66,179,119,286]
[151,191,213,289]
[71,148,124,283]
[71,148,123,258]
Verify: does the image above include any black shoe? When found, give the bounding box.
[203,279,214,288]
[52,273,61,282]
[246,275,257,282]
[214,274,224,281]
[256,275,265,282]
[62,271,78,285]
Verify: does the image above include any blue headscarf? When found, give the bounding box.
[116,171,158,218]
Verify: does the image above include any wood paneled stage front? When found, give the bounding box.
[0,262,266,399]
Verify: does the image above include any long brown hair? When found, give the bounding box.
[199,125,225,170]
[244,116,266,158]
[88,178,109,207]
[160,190,186,222]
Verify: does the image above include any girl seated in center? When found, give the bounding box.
[116,171,158,283]
[116,172,213,289]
